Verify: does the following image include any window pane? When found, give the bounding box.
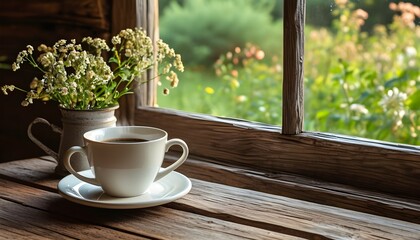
[157,0,283,125]
[305,0,420,145]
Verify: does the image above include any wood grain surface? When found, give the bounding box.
[283,0,305,134]
[1,157,419,239]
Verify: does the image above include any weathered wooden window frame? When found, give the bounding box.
[114,0,420,199]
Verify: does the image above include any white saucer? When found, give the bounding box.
[57,170,192,209]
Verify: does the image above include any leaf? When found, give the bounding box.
[384,76,404,89]
[329,65,342,75]
[108,57,119,64]
[360,70,377,82]
[120,69,132,81]
[407,90,420,111]
[383,69,416,89]
[316,110,330,119]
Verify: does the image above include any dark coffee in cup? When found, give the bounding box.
[103,138,148,143]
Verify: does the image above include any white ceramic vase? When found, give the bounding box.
[28,105,118,176]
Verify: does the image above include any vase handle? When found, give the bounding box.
[27,117,62,161]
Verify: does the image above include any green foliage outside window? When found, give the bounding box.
[159,1,419,145]
[304,1,419,144]
[160,0,281,66]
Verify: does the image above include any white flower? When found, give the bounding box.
[1,85,15,95]
[379,87,407,111]
[405,46,417,57]
[350,103,369,115]
[61,87,69,95]
[125,49,132,57]
[236,95,247,103]
[111,36,121,45]
[86,70,95,80]
[26,45,34,54]
[12,62,19,71]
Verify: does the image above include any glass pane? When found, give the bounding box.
[157,0,283,125]
[304,0,420,145]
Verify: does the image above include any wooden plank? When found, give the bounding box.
[0,0,109,30]
[0,178,297,240]
[0,224,57,240]
[0,157,59,189]
[165,155,420,224]
[0,199,145,240]
[6,156,420,226]
[2,156,420,226]
[111,0,137,33]
[171,179,420,240]
[0,24,110,60]
[1,158,419,240]
[135,107,420,199]
[282,0,305,134]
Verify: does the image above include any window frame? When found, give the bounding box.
[114,0,420,199]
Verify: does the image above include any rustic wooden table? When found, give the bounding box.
[1,156,419,239]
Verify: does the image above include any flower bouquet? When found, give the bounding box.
[2,28,184,110]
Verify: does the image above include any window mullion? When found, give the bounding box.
[135,0,159,108]
[282,0,306,135]
[112,0,158,125]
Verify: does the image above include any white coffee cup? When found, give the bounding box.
[63,126,189,197]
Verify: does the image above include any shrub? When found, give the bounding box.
[159,0,282,66]
[213,43,282,123]
[304,1,419,144]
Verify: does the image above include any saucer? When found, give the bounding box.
[57,170,192,209]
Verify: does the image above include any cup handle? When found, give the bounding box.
[155,138,189,182]
[64,146,100,186]
[27,118,62,161]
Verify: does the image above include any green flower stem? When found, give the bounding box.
[26,55,46,74]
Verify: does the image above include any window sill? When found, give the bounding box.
[135,106,420,199]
